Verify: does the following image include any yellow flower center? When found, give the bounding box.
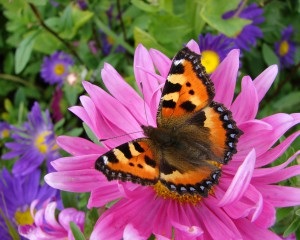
[201,50,220,74]
[54,63,66,76]
[279,40,289,56]
[154,181,210,205]
[14,208,34,226]
[107,36,115,45]
[1,129,10,138]
[34,130,51,154]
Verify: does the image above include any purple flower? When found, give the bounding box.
[275,26,296,68]
[0,122,11,139]
[19,201,85,240]
[41,51,74,85]
[198,33,235,74]
[0,168,59,240]
[223,2,264,51]
[100,31,125,56]
[2,102,60,176]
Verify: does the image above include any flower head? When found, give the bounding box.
[41,51,74,85]
[275,26,296,68]
[3,102,60,176]
[19,201,85,240]
[223,2,264,51]
[0,122,11,139]
[198,33,235,74]
[0,168,58,239]
[45,42,300,239]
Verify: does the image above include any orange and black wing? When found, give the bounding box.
[157,47,215,124]
[95,139,159,185]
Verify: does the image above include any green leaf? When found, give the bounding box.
[262,43,279,66]
[83,122,100,144]
[272,91,300,113]
[15,31,38,74]
[133,27,170,55]
[61,191,79,209]
[70,222,86,240]
[283,217,300,237]
[131,0,159,13]
[27,0,46,5]
[59,5,94,40]
[200,0,251,37]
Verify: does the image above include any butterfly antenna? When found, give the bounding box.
[139,82,149,126]
[99,130,144,142]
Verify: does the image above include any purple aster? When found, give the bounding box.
[223,2,264,51]
[198,33,235,74]
[274,26,296,68]
[100,31,125,56]
[0,168,59,240]
[2,102,60,176]
[0,122,11,139]
[77,0,88,10]
[40,51,74,85]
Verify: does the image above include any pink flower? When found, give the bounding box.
[19,201,85,240]
[45,41,300,239]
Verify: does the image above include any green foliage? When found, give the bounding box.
[0,0,299,239]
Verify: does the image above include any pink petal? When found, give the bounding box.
[234,218,282,240]
[219,149,256,206]
[231,76,258,123]
[134,44,160,118]
[253,65,278,102]
[87,182,122,208]
[45,202,63,230]
[253,200,276,228]
[123,224,146,240]
[44,170,102,192]
[83,81,142,140]
[186,39,200,54]
[255,130,300,167]
[56,136,105,156]
[51,154,99,171]
[211,49,239,108]
[91,189,158,240]
[149,48,172,78]
[253,150,300,178]
[59,208,85,232]
[198,202,242,239]
[102,63,154,126]
[257,185,300,207]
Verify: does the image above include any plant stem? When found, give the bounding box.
[28,3,84,65]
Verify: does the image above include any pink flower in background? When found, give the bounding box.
[45,42,300,239]
[19,201,85,240]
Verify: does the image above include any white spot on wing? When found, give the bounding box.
[103,156,108,165]
[174,59,184,66]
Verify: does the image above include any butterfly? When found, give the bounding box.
[95,47,242,197]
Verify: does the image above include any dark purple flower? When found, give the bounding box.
[41,51,74,85]
[275,26,296,68]
[100,31,125,56]
[0,122,11,139]
[223,2,264,51]
[0,168,59,240]
[77,0,88,10]
[198,33,235,74]
[2,102,60,176]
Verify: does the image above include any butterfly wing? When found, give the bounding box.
[156,47,242,195]
[95,139,159,185]
[157,47,215,123]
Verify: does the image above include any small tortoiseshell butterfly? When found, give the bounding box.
[95,47,242,197]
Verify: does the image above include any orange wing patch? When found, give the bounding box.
[158,47,215,121]
[203,102,242,163]
[95,139,159,185]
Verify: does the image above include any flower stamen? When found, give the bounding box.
[201,50,220,74]
[34,131,51,154]
[14,208,34,226]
